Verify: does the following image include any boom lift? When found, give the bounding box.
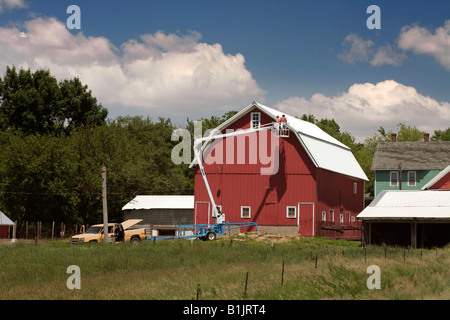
[146,121,289,242]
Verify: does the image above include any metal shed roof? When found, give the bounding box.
[122,195,194,211]
[0,211,14,226]
[357,190,450,221]
[192,102,368,181]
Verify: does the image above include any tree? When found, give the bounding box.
[432,128,450,141]
[0,66,107,135]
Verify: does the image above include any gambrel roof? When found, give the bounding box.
[192,102,368,181]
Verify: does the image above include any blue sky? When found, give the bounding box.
[0,0,449,140]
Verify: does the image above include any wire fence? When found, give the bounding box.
[13,221,85,240]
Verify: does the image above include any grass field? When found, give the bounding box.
[0,234,449,300]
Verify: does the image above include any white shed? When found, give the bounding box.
[358,190,450,248]
[122,195,194,236]
[0,210,14,239]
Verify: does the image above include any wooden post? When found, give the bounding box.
[102,167,111,243]
[12,221,17,243]
[315,253,318,269]
[51,221,55,239]
[244,272,249,295]
[411,222,417,249]
[26,221,28,239]
[281,261,285,286]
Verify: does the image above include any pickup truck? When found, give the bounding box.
[70,219,146,244]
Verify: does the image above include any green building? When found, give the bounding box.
[371,137,450,197]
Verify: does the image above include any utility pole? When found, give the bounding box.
[102,166,111,243]
[398,161,403,191]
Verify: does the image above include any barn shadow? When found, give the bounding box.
[252,141,287,223]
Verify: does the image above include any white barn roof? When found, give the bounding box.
[357,190,450,221]
[192,102,368,181]
[0,211,14,226]
[122,195,194,211]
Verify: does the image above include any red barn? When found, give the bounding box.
[191,102,368,238]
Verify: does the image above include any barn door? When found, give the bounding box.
[195,202,210,225]
[298,203,314,236]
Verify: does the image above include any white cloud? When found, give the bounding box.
[0,17,264,116]
[398,20,450,70]
[339,33,406,67]
[370,45,406,66]
[277,80,450,142]
[338,33,374,64]
[0,0,26,12]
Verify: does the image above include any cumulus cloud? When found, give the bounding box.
[398,20,450,70]
[276,80,450,141]
[370,45,406,66]
[0,0,26,12]
[338,33,374,64]
[338,33,406,67]
[0,17,264,116]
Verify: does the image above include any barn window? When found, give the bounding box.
[408,171,416,186]
[351,216,355,222]
[390,171,398,186]
[345,211,351,222]
[286,206,296,219]
[339,214,344,223]
[353,182,357,194]
[250,112,260,129]
[330,209,334,222]
[322,211,326,221]
[241,206,251,219]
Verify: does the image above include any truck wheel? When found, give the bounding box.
[130,236,140,244]
[206,232,216,241]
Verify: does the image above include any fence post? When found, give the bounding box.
[12,221,17,243]
[244,272,249,295]
[52,221,55,239]
[281,261,285,286]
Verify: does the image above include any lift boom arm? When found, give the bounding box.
[193,122,282,223]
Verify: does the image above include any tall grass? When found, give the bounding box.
[0,236,448,299]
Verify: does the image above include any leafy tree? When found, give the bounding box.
[0,66,107,135]
[432,127,450,141]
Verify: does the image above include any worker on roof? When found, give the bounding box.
[280,114,287,135]
[274,115,280,132]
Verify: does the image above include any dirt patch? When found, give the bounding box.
[237,232,298,243]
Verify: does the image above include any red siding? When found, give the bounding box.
[0,226,9,238]
[315,169,363,239]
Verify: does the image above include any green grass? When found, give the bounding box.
[0,235,448,300]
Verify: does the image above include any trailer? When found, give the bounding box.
[145,222,258,241]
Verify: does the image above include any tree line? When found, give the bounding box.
[0,66,449,225]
